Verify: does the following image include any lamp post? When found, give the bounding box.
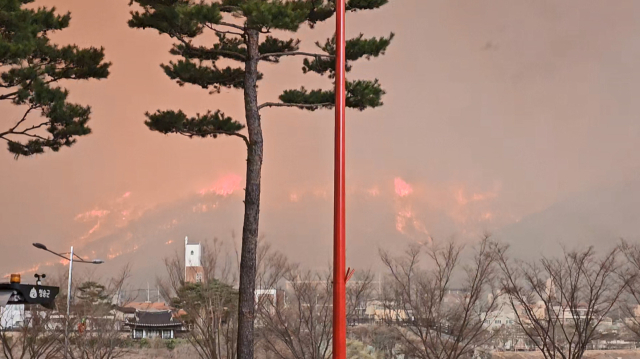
[332,1,347,359]
[32,243,103,359]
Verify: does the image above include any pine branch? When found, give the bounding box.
[178,129,249,147]
[145,109,248,146]
[303,33,394,77]
[172,42,247,62]
[219,21,245,31]
[278,79,385,111]
[162,60,246,90]
[205,24,244,37]
[258,102,332,110]
[5,106,38,134]
[219,5,242,13]
[258,52,332,60]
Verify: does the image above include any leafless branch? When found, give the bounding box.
[380,236,501,359]
[495,244,628,359]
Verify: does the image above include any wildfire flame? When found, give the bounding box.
[75,209,110,221]
[394,177,413,197]
[393,177,432,244]
[199,174,243,196]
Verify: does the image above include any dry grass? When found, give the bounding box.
[492,350,640,359]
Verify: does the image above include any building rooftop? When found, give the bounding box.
[125,310,182,328]
[120,302,172,313]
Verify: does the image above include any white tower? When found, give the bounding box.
[184,237,204,283]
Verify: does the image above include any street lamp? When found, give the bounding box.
[32,243,103,359]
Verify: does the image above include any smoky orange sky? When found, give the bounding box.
[2,0,640,283]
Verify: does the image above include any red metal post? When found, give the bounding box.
[333,0,346,359]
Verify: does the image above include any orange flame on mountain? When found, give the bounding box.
[394,177,413,197]
[75,209,110,221]
[393,177,432,244]
[199,174,243,196]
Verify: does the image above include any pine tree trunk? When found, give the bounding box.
[237,28,262,359]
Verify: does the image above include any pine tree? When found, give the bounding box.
[0,0,111,158]
[128,1,393,358]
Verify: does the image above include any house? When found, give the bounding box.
[124,310,182,339]
[115,301,175,328]
[483,308,517,330]
[363,300,412,323]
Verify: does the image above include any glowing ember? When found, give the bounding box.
[199,174,243,196]
[166,240,173,245]
[394,177,413,197]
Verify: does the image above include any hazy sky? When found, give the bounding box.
[2,0,640,283]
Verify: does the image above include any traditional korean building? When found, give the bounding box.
[124,310,182,339]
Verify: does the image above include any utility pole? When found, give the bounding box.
[65,246,74,359]
[32,243,103,359]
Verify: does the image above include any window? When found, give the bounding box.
[196,272,203,283]
[191,251,194,255]
[162,330,172,339]
[133,329,143,339]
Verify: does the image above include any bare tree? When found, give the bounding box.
[495,245,629,359]
[1,306,63,359]
[68,264,133,359]
[257,270,333,359]
[255,241,296,295]
[349,325,403,359]
[620,240,640,339]
[379,237,501,359]
[254,242,375,359]
[158,238,238,359]
[346,270,375,325]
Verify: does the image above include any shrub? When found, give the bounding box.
[139,338,149,348]
[165,339,177,350]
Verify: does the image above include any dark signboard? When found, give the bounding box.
[0,283,59,309]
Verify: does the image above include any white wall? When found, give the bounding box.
[0,304,24,328]
[185,243,201,267]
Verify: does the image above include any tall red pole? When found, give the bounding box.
[333,0,346,358]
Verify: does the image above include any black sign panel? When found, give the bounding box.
[0,283,59,309]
